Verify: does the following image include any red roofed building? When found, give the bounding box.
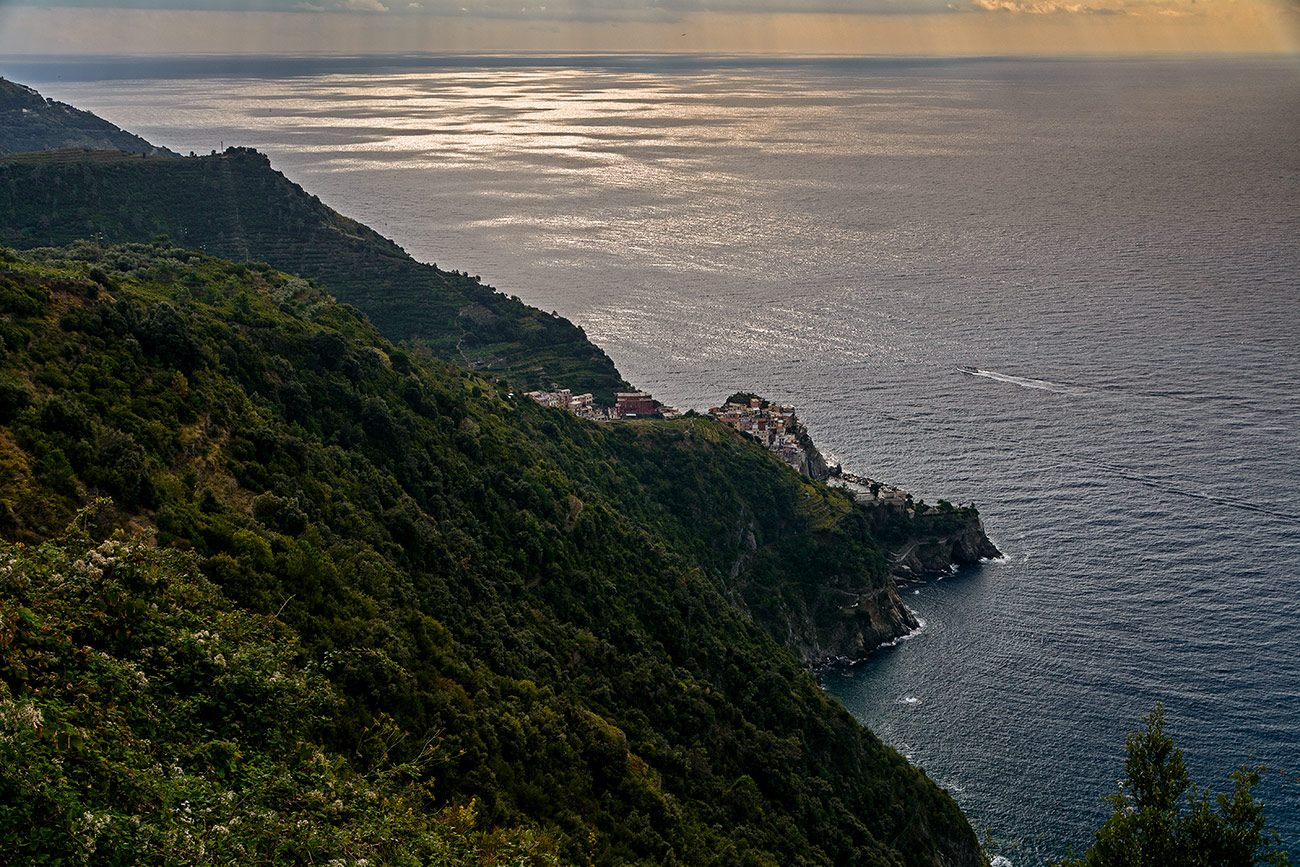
[615,391,656,417]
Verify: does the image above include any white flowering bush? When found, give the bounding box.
[0,536,562,866]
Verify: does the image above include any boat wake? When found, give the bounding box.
[958,366,1090,396]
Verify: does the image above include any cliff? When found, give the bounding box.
[725,506,999,669]
[772,565,922,670]
[688,482,920,671]
[761,507,999,668]
[890,511,1003,581]
[797,424,834,480]
[704,398,999,666]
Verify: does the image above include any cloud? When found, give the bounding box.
[0,0,960,17]
[961,0,1265,14]
[0,0,1292,25]
[1,0,1295,54]
[971,0,1126,12]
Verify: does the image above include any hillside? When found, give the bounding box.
[0,77,179,157]
[0,242,984,866]
[0,143,627,400]
[1,535,560,865]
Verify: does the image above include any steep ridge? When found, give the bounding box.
[0,77,179,157]
[0,242,984,867]
[0,143,626,399]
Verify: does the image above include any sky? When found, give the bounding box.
[0,0,1297,55]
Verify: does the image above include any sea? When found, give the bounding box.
[6,52,1299,864]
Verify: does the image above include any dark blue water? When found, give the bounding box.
[14,54,1300,863]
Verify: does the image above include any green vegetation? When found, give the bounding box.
[0,532,560,866]
[1055,707,1289,867]
[0,243,982,866]
[0,143,626,399]
[0,78,178,158]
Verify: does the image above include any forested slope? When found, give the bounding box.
[0,145,626,399]
[0,242,982,867]
[1,536,560,866]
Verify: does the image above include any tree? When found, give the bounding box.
[1057,706,1289,867]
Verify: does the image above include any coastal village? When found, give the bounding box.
[525,388,912,508]
[706,395,912,507]
[707,395,821,476]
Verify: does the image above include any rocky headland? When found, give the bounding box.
[715,407,1002,668]
[780,507,1000,669]
[889,512,1003,582]
[710,411,1001,669]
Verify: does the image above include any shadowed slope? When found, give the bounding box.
[0,241,983,867]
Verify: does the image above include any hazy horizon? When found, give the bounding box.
[1,1,1297,58]
[1,42,1297,865]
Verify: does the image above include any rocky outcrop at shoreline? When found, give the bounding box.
[805,510,1000,668]
[731,506,1000,670]
[707,392,1001,668]
[890,514,1002,581]
[792,582,922,669]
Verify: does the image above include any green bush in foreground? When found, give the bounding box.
[0,531,562,866]
[1056,706,1289,867]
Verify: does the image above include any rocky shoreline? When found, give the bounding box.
[889,514,1003,583]
[806,510,1001,670]
[749,504,1001,670]
[707,392,1002,669]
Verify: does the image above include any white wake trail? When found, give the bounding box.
[957,366,1091,396]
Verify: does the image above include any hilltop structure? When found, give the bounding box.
[525,387,680,420]
[524,387,602,419]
